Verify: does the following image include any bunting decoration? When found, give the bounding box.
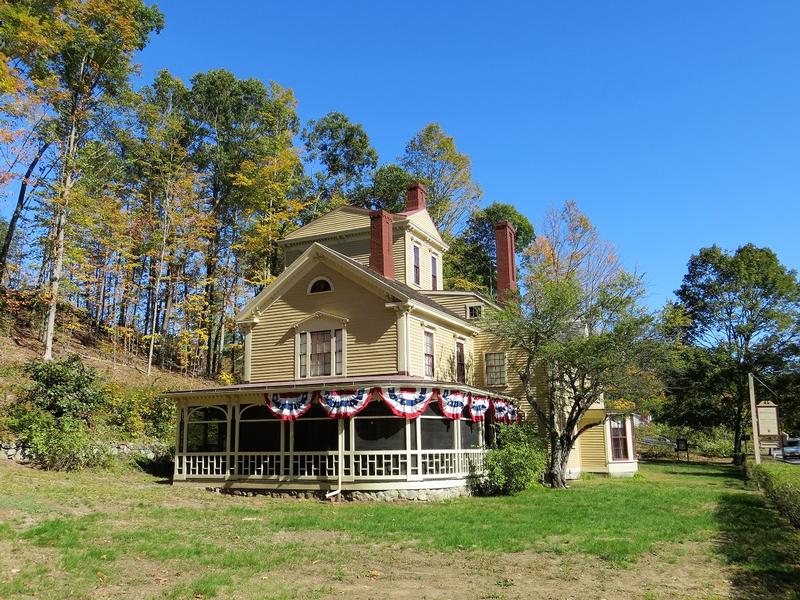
[374,387,436,418]
[265,392,313,421]
[469,394,491,422]
[438,390,469,420]
[507,403,520,423]
[317,389,371,418]
[492,398,509,423]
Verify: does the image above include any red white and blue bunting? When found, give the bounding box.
[317,389,370,418]
[265,392,313,421]
[492,398,509,423]
[469,394,491,422]
[506,403,520,423]
[374,387,436,418]
[438,389,469,420]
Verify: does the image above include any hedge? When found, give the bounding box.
[745,461,800,528]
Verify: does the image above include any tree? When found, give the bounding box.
[7,0,165,361]
[399,123,482,235]
[301,111,377,219]
[188,70,299,376]
[444,202,534,294]
[352,163,413,213]
[485,202,662,488]
[674,244,800,463]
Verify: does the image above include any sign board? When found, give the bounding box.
[756,401,782,450]
[757,402,780,436]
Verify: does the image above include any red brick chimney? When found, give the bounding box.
[369,210,395,278]
[494,221,517,304]
[406,182,426,212]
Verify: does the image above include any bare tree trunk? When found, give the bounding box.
[43,202,67,361]
[146,219,169,376]
[0,142,49,284]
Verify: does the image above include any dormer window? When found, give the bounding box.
[308,277,333,294]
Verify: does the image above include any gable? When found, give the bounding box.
[406,210,448,251]
[248,262,399,382]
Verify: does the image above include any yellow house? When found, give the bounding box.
[168,183,636,497]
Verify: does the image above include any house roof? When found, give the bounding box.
[422,289,501,311]
[235,242,477,333]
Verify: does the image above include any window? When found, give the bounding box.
[485,352,507,386]
[460,419,482,449]
[431,255,438,290]
[310,330,331,376]
[610,416,629,460]
[424,331,435,378]
[420,402,455,450]
[186,406,227,453]
[308,277,333,294]
[413,244,420,285]
[467,305,482,319]
[354,401,406,450]
[298,328,343,378]
[455,341,466,384]
[238,404,281,452]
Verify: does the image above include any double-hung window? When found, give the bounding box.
[299,328,343,378]
[431,255,438,290]
[610,416,629,460]
[485,352,506,386]
[455,341,466,384]
[413,244,421,286]
[424,331,435,378]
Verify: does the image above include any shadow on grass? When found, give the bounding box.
[715,490,800,599]
[132,456,174,482]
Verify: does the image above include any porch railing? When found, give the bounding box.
[175,448,485,481]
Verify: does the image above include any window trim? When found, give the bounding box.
[307,276,334,295]
[465,303,483,320]
[608,415,631,461]
[295,318,347,379]
[484,351,507,387]
[431,254,438,290]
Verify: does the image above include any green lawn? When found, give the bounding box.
[0,460,798,599]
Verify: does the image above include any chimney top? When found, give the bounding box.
[406,182,426,212]
[494,220,517,305]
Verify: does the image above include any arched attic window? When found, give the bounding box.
[307,277,333,294]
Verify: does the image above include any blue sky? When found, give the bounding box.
[95,2,800,306]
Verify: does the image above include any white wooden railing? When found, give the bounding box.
[176,449,485,481]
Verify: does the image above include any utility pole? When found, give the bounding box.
[748,373,761,465]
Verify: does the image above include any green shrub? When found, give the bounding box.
[477,422,547,495]
[746,461,800,528]
[636,423,734,458]
[22,355,107,419]
[9,405,111,471]
[9,356,112,470]
[106,384,175,441]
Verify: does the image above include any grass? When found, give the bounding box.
[0,460,798,599]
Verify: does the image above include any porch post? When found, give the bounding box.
[173,401,182,481]
[225,399,232,480]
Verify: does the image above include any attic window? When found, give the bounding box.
[308,277,333,294]
[466,304,483,319]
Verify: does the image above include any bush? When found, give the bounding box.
[9,356,112,470]
[106,384,175,441]
[22,355,106,419]
[9,405,111,470]
[636,423,734,459]
[746,461,800,528]
[476,422,547,495]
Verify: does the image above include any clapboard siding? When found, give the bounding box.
[407,316,474,384]
[577,413,608,469]
[284,207,370,240]
[250,263,397,382]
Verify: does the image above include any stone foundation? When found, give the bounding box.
[206,485,471,502]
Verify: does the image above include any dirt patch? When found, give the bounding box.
[254,539,730,600]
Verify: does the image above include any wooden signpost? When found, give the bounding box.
[749,373,783,462]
